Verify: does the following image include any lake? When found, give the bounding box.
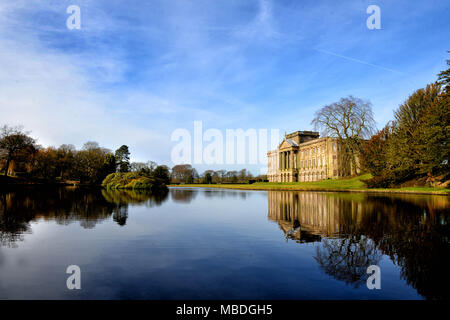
[0,187,449,300]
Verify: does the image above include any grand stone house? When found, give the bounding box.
[267,131,342,182]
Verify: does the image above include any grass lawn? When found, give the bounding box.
[170,174,450,195]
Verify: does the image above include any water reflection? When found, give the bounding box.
[0,187,449,300]
[268,191,450,299]
[0,187,168,246]
[315,237,382,288]
[170,188,198,203]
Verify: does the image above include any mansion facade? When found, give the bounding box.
[267,131,342,182]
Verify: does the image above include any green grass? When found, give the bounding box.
[170,174,450,195]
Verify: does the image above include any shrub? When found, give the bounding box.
[102,172,166,191]
[365,171,396,188]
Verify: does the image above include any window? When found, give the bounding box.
[300,160,303,168]
[333,170,337,176]
[332,143,336,152]
[309,160,311,167]
[313,158,315,167]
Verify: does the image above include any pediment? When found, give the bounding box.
[279,139,298,150]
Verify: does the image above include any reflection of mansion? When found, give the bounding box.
[267,191,351,242]
[267,131,342,182]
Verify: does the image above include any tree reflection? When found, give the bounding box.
[101,188,168,206]
[0,192,30,247]
[268,191,450,299]
[170,189,198,203]
[0,187,169,246]
[315,236,382,288]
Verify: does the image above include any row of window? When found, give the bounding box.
[300,146,324,158]
[300,156,326,169]
[299,143,338,158]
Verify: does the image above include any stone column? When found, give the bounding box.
[285,152,288,169]
[288,151,291,169]
[279,152,282,170]
[281,152,284,170]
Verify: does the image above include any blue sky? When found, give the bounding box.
[0,0,449,173]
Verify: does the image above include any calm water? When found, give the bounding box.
[0,187,449,300]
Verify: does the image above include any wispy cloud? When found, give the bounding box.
[313,48,406,75]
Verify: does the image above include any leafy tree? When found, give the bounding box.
[115,145,130,173]
[311,96,376,176]
[0,125,37,176]
[130,162,147,172]
[419,89,449,175]
[136,161,157,177]
[361,125,392,177]
[387,83,441,180]
[56,144,76,179]
[152,165,170,185]
[216,169,226,183]
[73,142,112,184]
[202,171,213,184]
[171,164,196,183]
[30,147,59,180]
[363,68,448,187]
[102,153,117,176]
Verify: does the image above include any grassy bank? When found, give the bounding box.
[169,174,450,195]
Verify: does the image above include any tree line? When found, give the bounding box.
[0,128,261,186]
[361,57,449,187]
[170,164,266,184]
[2,56,448,188]
[0,130,170,186]
[311,55,449,187]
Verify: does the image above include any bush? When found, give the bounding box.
[102,172,167,191]
[125,177,153,189]
[365,171,396,188]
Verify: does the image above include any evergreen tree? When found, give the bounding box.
[420,91,450,175]
[115,145,130,173]
[437,52,450,93]
[388,83,441,181]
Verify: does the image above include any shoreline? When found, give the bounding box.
[2,176,448,196]
[169,184,450,196]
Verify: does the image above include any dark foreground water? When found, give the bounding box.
[0,187,449,300]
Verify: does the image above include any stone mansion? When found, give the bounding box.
[267,131,342,182]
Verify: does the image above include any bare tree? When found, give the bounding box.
[311,96,376,175]
[0,125,36,176]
